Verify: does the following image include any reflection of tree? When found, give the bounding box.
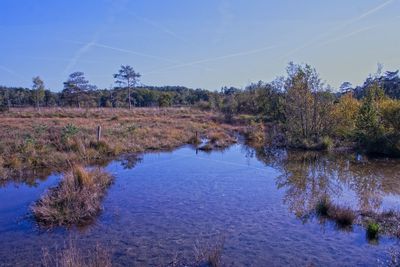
[274,151,342,219]
[343,159,400,211]
[249,146,400,217]
[0,167,52,188]
[117,154,142,170]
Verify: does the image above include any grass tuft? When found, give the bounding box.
[316,196,330,216]
[31,165,113,227]
[329,205,355,228]
[315,197,355,228]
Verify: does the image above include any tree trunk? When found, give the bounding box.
[128,87,131,109]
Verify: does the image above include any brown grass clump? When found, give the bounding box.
[42,239,111,267]
[315,197,355,228]
[0,156,5,180]
[328,205,355,227]
[197,131,236,151]
[31,165,113,227]
[243,122,265,147]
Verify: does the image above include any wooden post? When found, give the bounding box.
[97,125,101,142]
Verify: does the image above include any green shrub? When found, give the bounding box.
[321,136,333,150]
[367,222,379,239]
[62,124,79,140]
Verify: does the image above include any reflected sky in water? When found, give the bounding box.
[0,144,400,266]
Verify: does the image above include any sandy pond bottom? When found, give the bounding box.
[1,144,400,266]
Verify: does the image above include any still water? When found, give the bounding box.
[1,144,400,266]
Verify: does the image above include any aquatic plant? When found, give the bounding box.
[366,222,380,239]
[194,236,225,267]
[42,239,111,267]
[31,165,113,227]
[315,197,355,228]
[329,205,356,228]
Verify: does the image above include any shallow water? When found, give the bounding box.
[1,144,400,266]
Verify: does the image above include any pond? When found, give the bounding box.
[1,143,400,266]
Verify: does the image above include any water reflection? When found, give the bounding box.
[250,148,400,217]
[0,154,142,188]
[0,167,53,188]
[1,144,399,266]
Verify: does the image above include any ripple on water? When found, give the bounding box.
[0,144,399,266]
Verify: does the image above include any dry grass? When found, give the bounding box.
[42,239,111,267]
[328,205,355,228]
[31,165,113,227]
[315,197,355,228]
[0,108,240,183]
[243,122,266,147]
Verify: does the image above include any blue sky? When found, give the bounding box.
[0,0,399,91]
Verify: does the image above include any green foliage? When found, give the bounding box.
[221,94,238,122]
[321,136,333,150]
[355,82,400,156]
[284,63,334,146]
[366,222,379,239]
[32,76,45,109]
[158,93,172,107]
[62,124,79,140]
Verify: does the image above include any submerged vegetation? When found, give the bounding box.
[42,239,111,267]
[32,166,113,226]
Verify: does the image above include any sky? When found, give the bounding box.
[0,0,399,91]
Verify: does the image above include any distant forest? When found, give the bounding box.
[1,64,399,110]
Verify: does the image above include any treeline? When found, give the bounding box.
[0,65,215,109]
[218,62,400,156]
[0,86,213,109]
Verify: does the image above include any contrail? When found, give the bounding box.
[24,55,104,64]
[130,12,190,45]
[63,0,121,76]
[315,25,378,48]
[63,40,96,75]
[65,40,215,73]
[127,12,214,72]
[0,65,24,79]
[69,41,214,72]
[283,0,394,57]
[143,45,277,75]
[91,42,180,64]
[346,0,394,24]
